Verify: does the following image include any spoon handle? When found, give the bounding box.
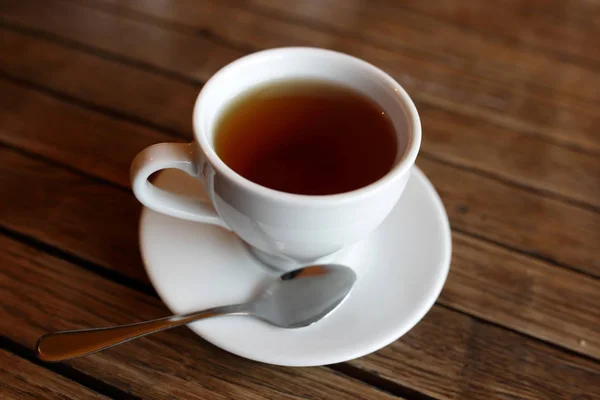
[35,304,249,362]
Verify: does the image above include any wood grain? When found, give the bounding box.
[1,78,598,279]
[1,45,599,348]
[443,233,600,358]
[1,26,599,211]
[242,0,600,102]
[0,76,172,189]
[1,0,599,158]
[0,349,107,399]
[0,147,145,277]
[3,235,599,400]
[418,157,600,278]
[0,237,400,400]
[0,0,240,83]
[353,306,600,400]
[1,0,599,396]
[0,27,198,138]
[376,0,600,66]
[0,139,598,361]
[67,0,600,155]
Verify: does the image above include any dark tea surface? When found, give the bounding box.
[214,80,398,195]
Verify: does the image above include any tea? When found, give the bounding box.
[214,80,398,195]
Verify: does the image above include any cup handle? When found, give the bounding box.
[130,142,229,229]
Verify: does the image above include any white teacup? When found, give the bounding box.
[131,47,421,270]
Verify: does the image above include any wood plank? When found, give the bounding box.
[0,77,173,189]
[418,157,599,278]
[0,0,241,81]
[352,306,600,400]
[0,123,598,361]
[1,0,598,157]
[0,147,146,279]
[1,79,598,279]
[0,349,107,399]
[1,26,599,211]
[419,103,600,210]
[71,0,600,154]
[243,0,600,101]
[0,237,399,400]
[444,232,600,358]
[2,234,599,400]
[377,0,600,66]
[0,26,198,139]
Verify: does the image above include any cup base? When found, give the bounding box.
[246,245,349,271]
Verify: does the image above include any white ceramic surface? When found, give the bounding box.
[131,47,422,269]
[140,166,451,367]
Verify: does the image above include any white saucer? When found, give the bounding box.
[140,167,451,367]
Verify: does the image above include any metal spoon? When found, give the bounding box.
[35,264,356,362]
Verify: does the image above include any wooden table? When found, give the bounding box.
[1,0,599,399]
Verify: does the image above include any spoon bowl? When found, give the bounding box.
[251,264,357,328]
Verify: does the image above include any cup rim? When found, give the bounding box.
[193,47,421,206]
